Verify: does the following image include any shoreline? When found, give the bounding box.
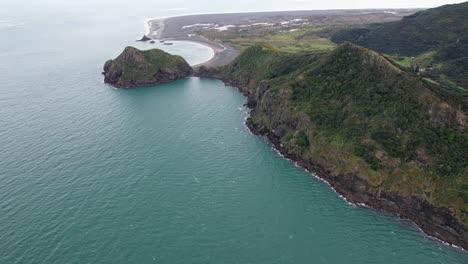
[162,39,217,67]
[242,89,468,251]
[246,119,467,251]
[194,73,468,251]
[260,124,466,252]
[174,39,218,67]
[245,95,468,251]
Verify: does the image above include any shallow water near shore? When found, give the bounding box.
[1,1,467,263]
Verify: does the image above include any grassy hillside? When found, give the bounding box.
[331,1,468,89]
[216,27,336,53]
[214,44,468,228]
[331,2,468,55]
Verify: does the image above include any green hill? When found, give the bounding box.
[103,47,193,88]
[202,43,468,248]
[331,1,468,89]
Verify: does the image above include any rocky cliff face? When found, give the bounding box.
[103,47,193,88]
[199,43,468,249]
[246,83,468,249]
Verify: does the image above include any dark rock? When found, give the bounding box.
[137,35,151,42]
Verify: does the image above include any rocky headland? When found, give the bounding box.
[197,42,468,249]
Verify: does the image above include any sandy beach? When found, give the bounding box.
[146,18,239,68]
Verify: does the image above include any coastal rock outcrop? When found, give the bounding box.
[103,47,193,88]
[137,35,151,42]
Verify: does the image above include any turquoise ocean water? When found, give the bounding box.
[1,1,467,263]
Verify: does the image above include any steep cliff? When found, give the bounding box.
[103,47,193,88]
[200,43,468,249]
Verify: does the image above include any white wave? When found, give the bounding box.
[414,225,466,251]
[182,23,214,29]
[214,25,236,31]
[252,22,274,26]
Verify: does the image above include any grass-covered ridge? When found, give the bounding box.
[292,44,467,177]
[331,1,468,89]
[331,2,468,56]
[220,27,336,53]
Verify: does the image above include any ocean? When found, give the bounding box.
[0,0,467,263]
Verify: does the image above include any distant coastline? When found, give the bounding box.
[144,9,418,68]
[145,17,239,68]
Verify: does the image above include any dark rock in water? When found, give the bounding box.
[137,35,151,42]
[160,40,165,43]
[150,40,155,44]
[163,43,174,45]
[102,46,193,88]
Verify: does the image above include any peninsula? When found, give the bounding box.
[105,3,468,249]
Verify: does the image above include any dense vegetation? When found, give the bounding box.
[291,44,467,177]
[331,2,468,55]
[218,45,323,83]
[331,1,468,89]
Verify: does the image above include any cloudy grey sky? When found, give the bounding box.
[2,0,465,19]
[288,0,465,9]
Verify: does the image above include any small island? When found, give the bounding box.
[103,46,193,88]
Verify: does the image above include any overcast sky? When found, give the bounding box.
[2,1,466,19]
[4,0,465,9]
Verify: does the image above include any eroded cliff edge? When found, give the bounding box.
[197,43,468,249]
[103,47,192,88]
